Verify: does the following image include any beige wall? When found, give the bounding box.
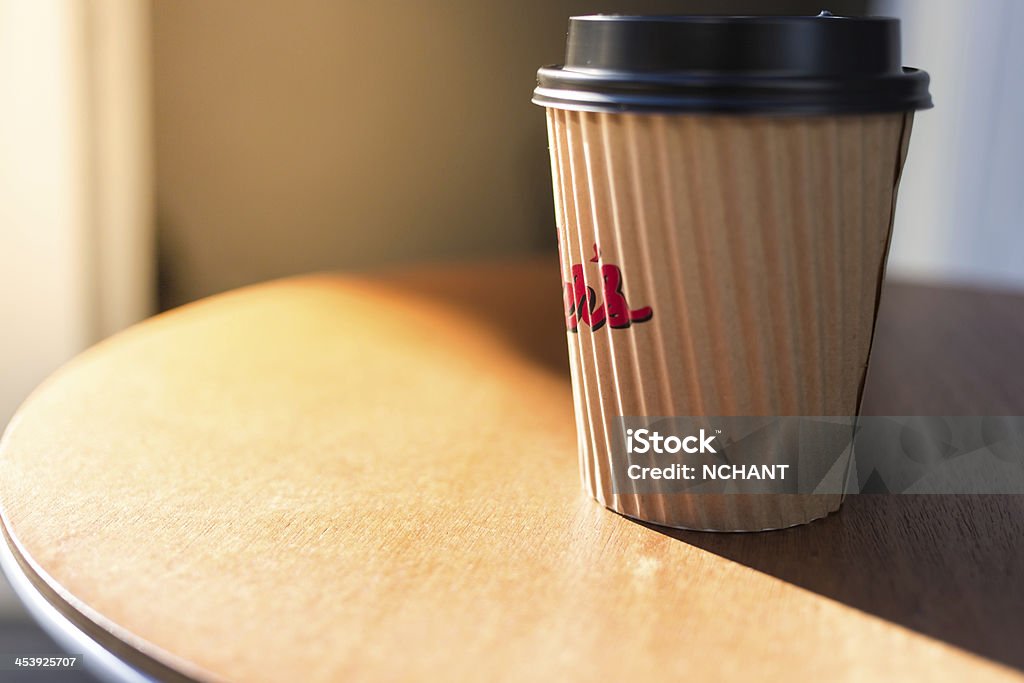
[152,0,868,308]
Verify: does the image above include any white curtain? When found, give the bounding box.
[0,0,154,437]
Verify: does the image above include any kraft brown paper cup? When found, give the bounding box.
[544,109,914,531]
[535,15,930,531]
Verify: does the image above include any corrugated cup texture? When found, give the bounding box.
[545,108,913,531]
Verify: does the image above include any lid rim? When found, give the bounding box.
[535,66,933,114]
[532,92,933,116]
[568,13,898,23]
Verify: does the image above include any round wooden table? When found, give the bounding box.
[2,258,1023,682]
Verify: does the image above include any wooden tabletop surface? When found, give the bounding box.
[1,257,1022,682]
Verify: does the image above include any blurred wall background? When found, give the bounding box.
[151,0,869,308]
[151,0,1024,309]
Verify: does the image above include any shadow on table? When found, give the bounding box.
[643,494,1024,672]
[639,283,1024,671]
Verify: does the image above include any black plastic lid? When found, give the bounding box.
[533,13,932,114]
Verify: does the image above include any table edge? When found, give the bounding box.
[0,514,196,682]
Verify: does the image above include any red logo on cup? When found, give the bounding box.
[564,244,653,333]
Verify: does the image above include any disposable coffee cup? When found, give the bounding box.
[533,14,931,531]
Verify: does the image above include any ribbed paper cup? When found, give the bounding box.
[536,12,929,532]
[535,15,929,531]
